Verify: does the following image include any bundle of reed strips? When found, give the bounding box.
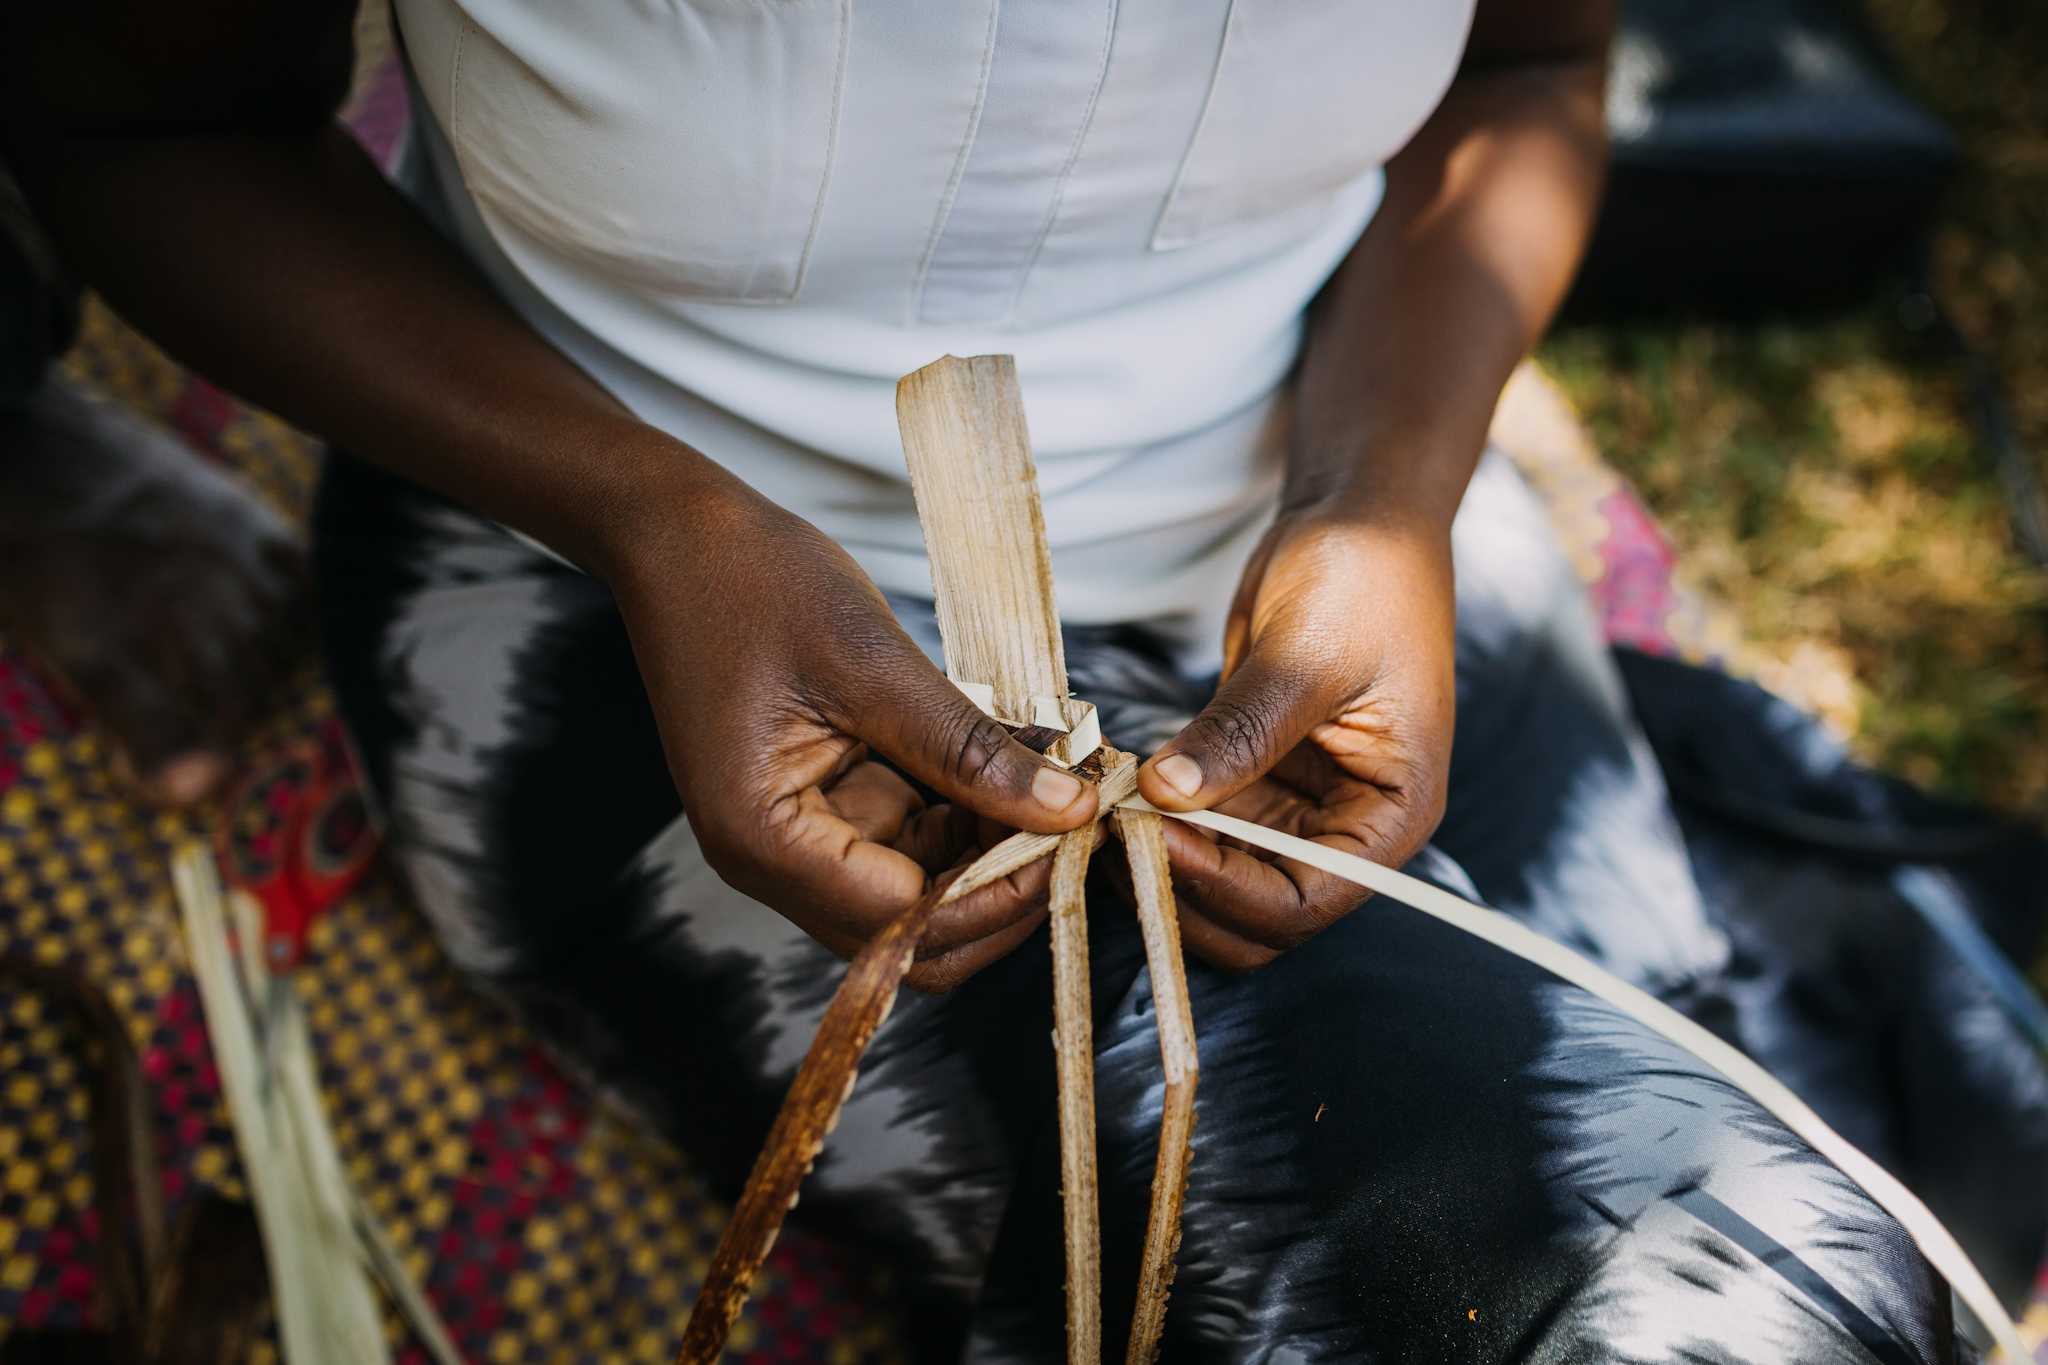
[171,846,463,1365]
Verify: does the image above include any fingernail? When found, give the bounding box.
[1153,753,1204,799]
[1032,766,1085,811]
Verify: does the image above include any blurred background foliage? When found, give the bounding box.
[1539,0,2048,817]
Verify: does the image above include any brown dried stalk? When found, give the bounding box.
[1049,826,1103,1364]
[1113,807,1198,1365]
[674,871,947,1362]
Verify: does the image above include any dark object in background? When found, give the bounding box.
[0,168,77,408]
[1568,2,2048,571]
[1572,0,1956,318]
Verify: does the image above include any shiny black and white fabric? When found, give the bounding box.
[314,448,2045,1362]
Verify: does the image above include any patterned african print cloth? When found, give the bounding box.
[0,348,905,1363]
[1,33,2044,1365]
[0,42,904,1360]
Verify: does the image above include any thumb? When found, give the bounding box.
[855,662,1100,836]
[1139,646,1345,811]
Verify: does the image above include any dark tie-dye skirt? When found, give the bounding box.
[312,447,2047,1362]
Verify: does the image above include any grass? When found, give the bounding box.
[1538,0,2048,818]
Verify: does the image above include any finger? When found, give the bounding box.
[852,666,1099,835]
[823,760,923,844]
[699,785,932,943]
[700,789,1047,955]
[1175,902,1281,973]
[1138,645,1354,813]
[1096,840,1275,970]
[812,849,1054,963]
[892,801,978,872]
[916,853,1054,957]
[1306,784,1441,874]
[904,906,1049,995]
[1157,811,1367,951]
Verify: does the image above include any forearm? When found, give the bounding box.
[1289,48,1609,532]
[9,123,727,579]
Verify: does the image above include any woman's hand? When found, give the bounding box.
[609,470,1100,992]
[1135,512,1456,970]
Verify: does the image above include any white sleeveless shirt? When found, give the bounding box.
[393,0,1474,662]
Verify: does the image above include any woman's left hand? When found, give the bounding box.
[1135,511,1457,970]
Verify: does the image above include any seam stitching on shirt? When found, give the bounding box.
[784,0,853,304]
[999,0,1123,326]
[910,0,1003,326]
[1149,0,1238,252]
[447,16,471,152]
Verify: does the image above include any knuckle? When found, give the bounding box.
[941,713,1014,792]
[754,788,809,849]
[1199,693,1283,776]
[1383,759,1449,859]
[904,956,965,996]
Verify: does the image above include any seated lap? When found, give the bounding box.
[314,450,1955,1362]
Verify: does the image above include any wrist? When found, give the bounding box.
[1279,417,1486,537]
[1270,486,1457,565]
[561,424,761,588]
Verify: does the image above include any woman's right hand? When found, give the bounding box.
[605,465,1100,992]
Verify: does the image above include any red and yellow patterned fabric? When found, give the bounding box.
[0,58,909,1350]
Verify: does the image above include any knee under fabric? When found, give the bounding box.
[1125,796,2029,1361]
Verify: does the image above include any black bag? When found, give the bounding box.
[1572,0,1956,317]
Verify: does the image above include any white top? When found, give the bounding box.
[393,0,1474,663]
